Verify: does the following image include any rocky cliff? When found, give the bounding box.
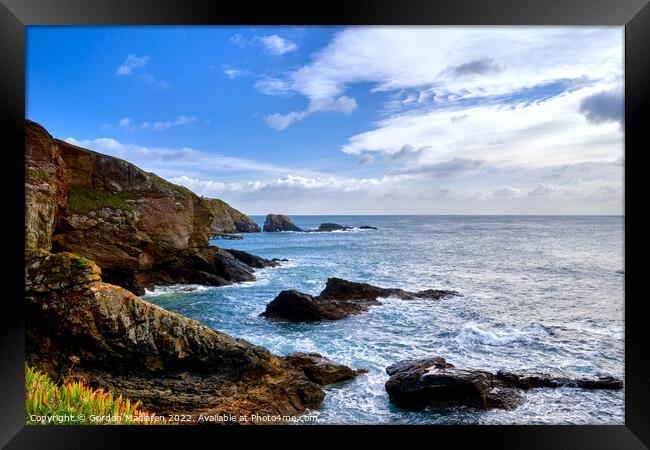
[25,120,265,294]
[23,120,363,421]
[203,198,260,233]
[24,250,342,418]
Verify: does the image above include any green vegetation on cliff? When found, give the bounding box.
[26,166,53,183]
[25,364,159,425]
[66,186,135,215]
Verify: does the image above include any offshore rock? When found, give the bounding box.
[261,278,457,322]
[263,214,303,232]
[385,356,623,411]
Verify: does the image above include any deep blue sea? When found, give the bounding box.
[144,215,624,424]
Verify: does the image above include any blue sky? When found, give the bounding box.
[27,26,624,214]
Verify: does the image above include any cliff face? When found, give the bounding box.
[25,250,326,417]
[25,121,67,250]
[24,120,263,294]
[203,198,261,233]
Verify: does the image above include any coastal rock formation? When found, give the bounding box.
[25,120,67,251]
[359,225,378,230]
[261,278,457,322]
[263,214,303,232]
[284,352,368,385]
[221,248,280,269]
[385,356,623,411]
[317,223,352,232]
[25,120,268,295]
[203,197,261,233]
[25,250,357,419]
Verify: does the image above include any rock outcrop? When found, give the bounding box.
[284,352,368,385]
[221,248,280,269]
[316,223,352,232]
[25,250,357,419]
[261,278,457,322]
[263,214,303,232]
[359,225,378,230]
[24,120,268,295]
[385,356,623,411]
[203,198,260,233]
[25,120,67,251]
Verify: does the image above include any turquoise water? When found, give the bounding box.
[144,216,625,424]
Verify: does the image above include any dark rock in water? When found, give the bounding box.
[321,277,456,302]
[262,290,362,322]
[25,249,335,419]
[494,371,624,390]
[385,356,623,411]
[263,214,303,232]
[222,248,280,269]
[261,278,457,322]
[284,352,367,385]
[359,225,378,230]
[273,258,289,262]
[317,223,352,232]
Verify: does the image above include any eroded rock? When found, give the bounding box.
[25,250,341,419]
[284,352,368,385]
[263,214,303,232]
[261,278,457,322]
[385,356,623,411]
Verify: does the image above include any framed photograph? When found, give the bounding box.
[2,0,647,447]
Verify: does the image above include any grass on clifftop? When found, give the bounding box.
[66,186,135,215]
[25,363,159,425]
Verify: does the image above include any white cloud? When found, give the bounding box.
[152,116,198,131]
[254,77,292,96]
[230,33,246,47]
[258,35,298,55]
[116,54,149,76]
[118,117,132,128]
[264,95,358,130]
[222,65,245,79]
[265,111,309,131]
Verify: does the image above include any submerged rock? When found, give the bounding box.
[263,214,303,232]
[284,352,368,385]
[385,356,623,411]
[261,278,457,322]
[359,225,378,230]
[25,250,355,420]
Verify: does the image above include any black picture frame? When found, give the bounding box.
[1,0,647,447]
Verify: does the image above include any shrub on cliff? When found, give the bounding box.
[25,364,159,425]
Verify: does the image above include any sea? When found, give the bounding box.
[143,215,625,425]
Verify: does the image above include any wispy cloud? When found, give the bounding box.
[116,54,169,90]
[222,65,245,79]
[258,35,298,55]
[116,54,149,76]
[153,115,198,131]
[264,95,357,130]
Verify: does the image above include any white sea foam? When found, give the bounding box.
[456,323,547,346]
[143,284,214,297]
